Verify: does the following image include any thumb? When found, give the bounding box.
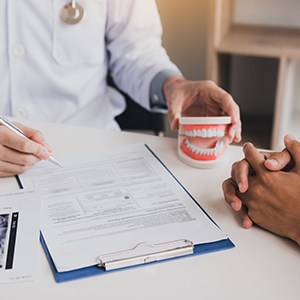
[264,148,292,171]
[284,134,300,172]
[168,100,184,131]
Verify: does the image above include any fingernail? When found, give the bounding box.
[230,202,237,211]
[43,142,53,152]
[41,148,50,159]
[243,218,252,229]
[285,134,295,141]
[238,182,243,192]
[242,142,253,152]
[229,126,236,138]
[267,159,279,167]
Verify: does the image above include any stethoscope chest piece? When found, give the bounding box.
[61,1,84,25]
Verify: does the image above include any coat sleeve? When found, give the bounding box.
[106,0,182,111]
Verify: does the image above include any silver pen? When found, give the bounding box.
[0,116,62,167]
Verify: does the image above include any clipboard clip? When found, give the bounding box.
[98,239,194,271]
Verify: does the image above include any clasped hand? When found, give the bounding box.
[223,134,300,245]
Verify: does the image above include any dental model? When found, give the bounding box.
[178,116,231,168]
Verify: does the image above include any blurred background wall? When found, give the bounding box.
[156,0,209,80]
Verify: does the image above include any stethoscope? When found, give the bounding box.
[61,0,84,25]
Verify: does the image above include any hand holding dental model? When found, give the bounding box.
[164,78,241,142]
[163,78,241,168]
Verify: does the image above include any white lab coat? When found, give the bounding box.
[0,0,180,129]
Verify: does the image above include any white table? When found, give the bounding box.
[1,120,299,300]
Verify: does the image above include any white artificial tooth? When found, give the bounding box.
[213,129,217,137]
[201,129,207,137]
[186,140,191,150]
[219,130,225,137]
[216,140,224,153]
[197,129,201,137]
[193,129,197,137]
[207,129,213,137]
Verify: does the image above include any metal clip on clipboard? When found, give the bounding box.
[98,239,194,271]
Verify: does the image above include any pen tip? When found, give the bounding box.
[48,156,63,167]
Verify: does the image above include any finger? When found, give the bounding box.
[209,83,241,142]
[162,78,185,131]
[0,160,32,176]
[0,171,20,178]
[238,206,254,229]
[284,134,300,172]
[166,96,184,131]
[222,178,243,211]
[231,159,251,193]
[243,142,265,174]
[15,123,53,152]
[264,148,292,171]
[227,119,242,143]
[0,145,40,166]
[169,114,180,131]
[222,179,253,228]
[0,126,50,160]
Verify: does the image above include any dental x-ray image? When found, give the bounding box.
[0,214,9,269]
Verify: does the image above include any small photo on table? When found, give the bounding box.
[0,214,9,269]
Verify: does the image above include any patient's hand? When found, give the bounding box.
[222,135,293,229]
[234,138,300,244]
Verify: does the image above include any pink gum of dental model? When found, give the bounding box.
[178,116,231,168]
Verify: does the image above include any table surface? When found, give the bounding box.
[1,119,299,300]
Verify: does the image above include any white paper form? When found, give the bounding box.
[19,144,228,272]
[0,190,41,283]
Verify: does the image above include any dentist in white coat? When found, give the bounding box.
[0,0,241,177]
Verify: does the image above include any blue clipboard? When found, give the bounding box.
[19,144,235,283]
[40,233,234,283]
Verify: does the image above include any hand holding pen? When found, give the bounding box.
[0,116,61,177]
